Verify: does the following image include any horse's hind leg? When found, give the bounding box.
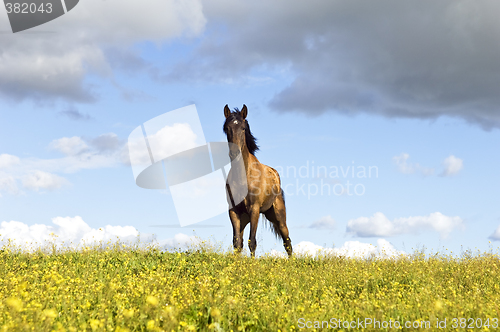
[264,195,292,257]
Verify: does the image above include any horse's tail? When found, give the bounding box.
[262,215,282,240]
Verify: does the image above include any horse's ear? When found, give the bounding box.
[241,105,248,119]
[224,105,231,118]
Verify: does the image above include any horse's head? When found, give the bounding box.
[223,104,248,160]
[223,104,259,158]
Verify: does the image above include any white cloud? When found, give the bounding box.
[393,153,464,177]
[347,212,395,237]
[146,123,198,162]
[0,216,139,249]
[309,215,336,229]
[0,176,21,195]
[159,233,201,250]
[29,151,122,174]
[22,171,70,191]
[393,153,434,176]
[0,154,20,169]
[0,216,201,252]
[346,212,464,239]
[127,122,198,169]
[0,133,128,196]
[289,239,406,259]
[489,224,500,241]
[41,134,126,173]
[393,153,413,174]
[441,155,463,176]
[62,0,206,44]
[0,0,206,103]
[50,137,89,156]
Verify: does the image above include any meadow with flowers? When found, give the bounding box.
[1,241,499,331]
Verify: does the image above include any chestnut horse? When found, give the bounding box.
[223,104,292,257]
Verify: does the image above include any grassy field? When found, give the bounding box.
[1,242,499,331]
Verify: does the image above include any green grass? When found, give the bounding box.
[1,242,499,331]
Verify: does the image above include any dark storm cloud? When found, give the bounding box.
[0,35,102,104]
[3,0,500,128]
[59,107,92,121]
[88,133,122,153]
[168,0,500,129]
[104,47,150,73]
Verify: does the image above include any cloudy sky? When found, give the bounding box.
[1,0,499,256]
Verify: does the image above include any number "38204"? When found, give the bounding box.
[5,3,53,14]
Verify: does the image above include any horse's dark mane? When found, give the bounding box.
[223,108,259,155]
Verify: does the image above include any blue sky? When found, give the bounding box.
[1,0,499,257]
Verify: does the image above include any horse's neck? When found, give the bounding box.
[240,143,255,172]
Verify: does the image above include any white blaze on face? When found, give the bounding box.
[233,120,239,124]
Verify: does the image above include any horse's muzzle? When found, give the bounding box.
[229,151,239,160]
[229,148,241,160]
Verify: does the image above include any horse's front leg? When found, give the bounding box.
[248,207,260,257]
[229,210,243,253]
